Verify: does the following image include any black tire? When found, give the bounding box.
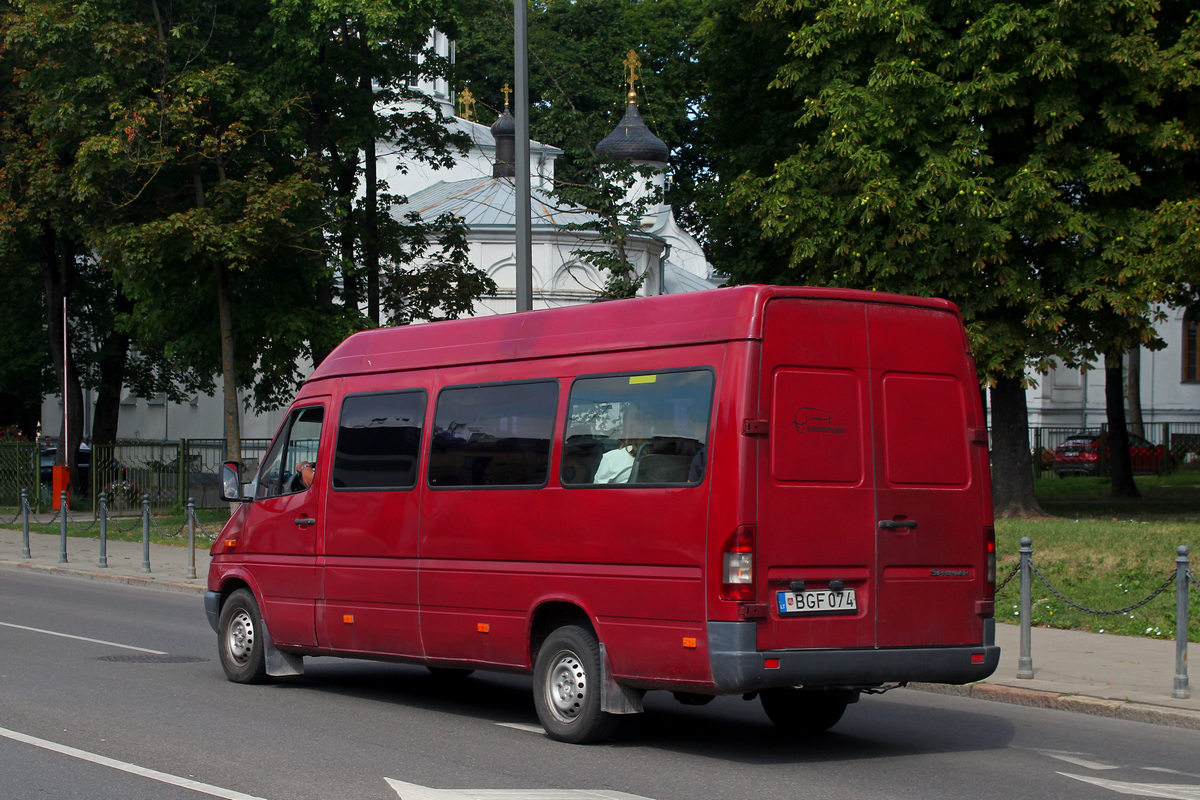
[760,688,848,733]
[217,589,269,684]
[533,625,618,744]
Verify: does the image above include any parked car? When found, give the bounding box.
[39,442,91,487]
[1051,431,1170,476]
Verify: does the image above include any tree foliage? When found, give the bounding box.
[0,0,496,464]
[702,0,1199,510]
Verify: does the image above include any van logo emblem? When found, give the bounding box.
[930,569,970,577]
[794,407,845,434]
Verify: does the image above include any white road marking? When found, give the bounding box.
[385,779,654,800]
[494,722,545,735]
[1038,750,1121,770]
[1060,773,1200,799]
[0,726,268,800]
[0,621,168,654]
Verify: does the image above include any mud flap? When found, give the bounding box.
[261,620,305,677]
[600,643,644,714]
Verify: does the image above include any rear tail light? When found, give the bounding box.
[985,526,996,594]
[721,525,755,601]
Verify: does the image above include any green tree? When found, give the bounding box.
[455,0,706,225]
[704,0,1199,512]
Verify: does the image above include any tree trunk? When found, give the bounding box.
[1105,352,1139,498]
[215,261,241,464]
[1126,345,1143,438]
[990,375,1042,517]
[91,291,134,448]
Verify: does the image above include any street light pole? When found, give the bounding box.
[513,0,533,312]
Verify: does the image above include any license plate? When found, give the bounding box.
[777,589,858,616]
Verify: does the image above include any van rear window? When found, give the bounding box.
[428,381,558,488]
[332,391,427,490]
[563,370,713,486]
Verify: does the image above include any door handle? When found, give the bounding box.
[878,519,918,530]
[294,516,317,527]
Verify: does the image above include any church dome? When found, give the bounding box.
[596,94,669,164]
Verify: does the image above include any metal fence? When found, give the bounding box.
[1030,422,1200,477]
[0,443,38,508]
[5,422,1200,508]
[0,439,271,513]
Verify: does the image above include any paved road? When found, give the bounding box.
[3,568,1200,800]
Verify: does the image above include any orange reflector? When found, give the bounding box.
[971,653,985,664]
[224,539,237,548]
[764,658,781,669]
[682,637,697,649]
[477,623,490,633]
[343,615,354,624]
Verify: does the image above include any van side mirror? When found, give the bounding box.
[220,461,250,502]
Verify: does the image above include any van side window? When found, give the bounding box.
[332,391,427,490]
[563,370,714,486]
[256,406,325,499]
[428,381,558,487]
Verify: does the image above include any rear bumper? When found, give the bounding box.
[708,619,1000,694]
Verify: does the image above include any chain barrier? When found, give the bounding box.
[995,563,1019,593]
[1190,567,1199,591]
[13,501,214,540]
[1030,563,1177,617]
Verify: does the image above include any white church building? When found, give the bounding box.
[45,38,719,446]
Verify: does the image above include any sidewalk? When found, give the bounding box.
[2,524,1198,729]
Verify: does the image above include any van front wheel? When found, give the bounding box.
[533,626,618,744]
[217,589,269,684]
[760,688,848,733]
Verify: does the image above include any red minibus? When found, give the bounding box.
[206,285,999,743]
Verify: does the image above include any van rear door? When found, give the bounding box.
[757,299,876,651]
[756,297,986,652]
[867,302,987,647]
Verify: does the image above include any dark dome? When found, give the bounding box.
[596,100,668,164]
[490,107,515,138]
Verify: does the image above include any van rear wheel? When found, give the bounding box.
[760,689,848,733]
[217,589,269,684]
[533,625,618,744]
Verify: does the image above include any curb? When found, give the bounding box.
[0,559,207,595]
[908,682,1200,730]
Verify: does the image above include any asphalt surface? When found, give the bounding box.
[2,518,1198,731]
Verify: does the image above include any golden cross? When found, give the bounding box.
[623,50,641,100]
[501,82,512,108]
[458,87,476,121]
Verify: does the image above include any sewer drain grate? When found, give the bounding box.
[98,654,209,664]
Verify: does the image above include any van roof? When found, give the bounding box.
[308,285,959,381]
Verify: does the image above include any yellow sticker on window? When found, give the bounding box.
[629,375,657,385]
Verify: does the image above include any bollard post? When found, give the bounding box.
[20,488,30,559]
[141,493,151,574]
[1174,545,1190,700]
[59,490,69,563]
[186,497,197,579]
[98,492,108,568]
[1017,537,1034,679]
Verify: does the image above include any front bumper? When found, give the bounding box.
[708,618,1000,694]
